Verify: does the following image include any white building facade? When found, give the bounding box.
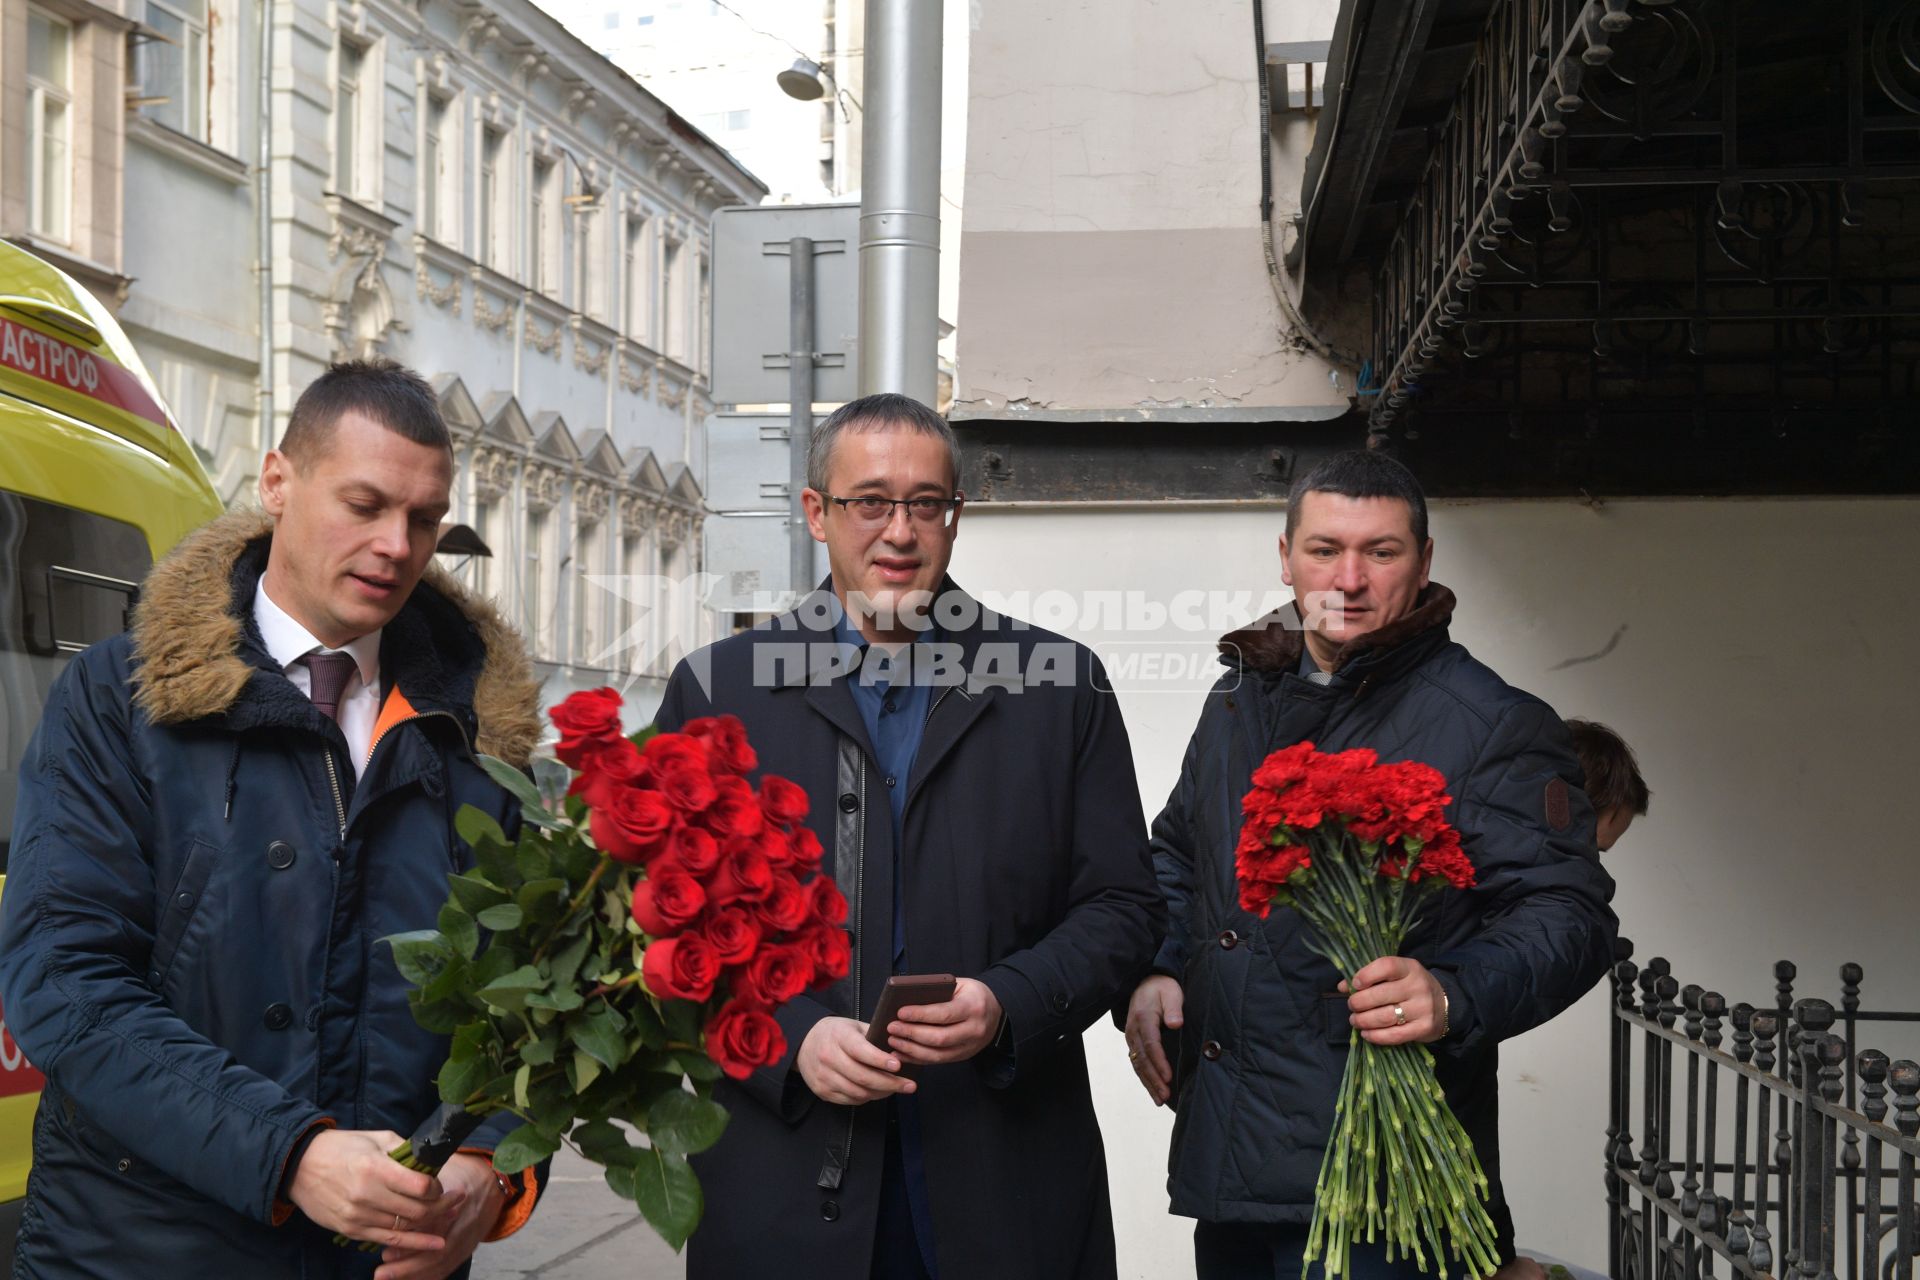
[116,0,765,722]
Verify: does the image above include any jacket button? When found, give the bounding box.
[115,1158,131,1173]
[820,1199,840,1222]
[1219,930,1239,950]
[1202,1040,1223,1061]
[173,891,194,910]
[267,840,296,870]
[837,792,858,813]
[1053,993,1070,1013]
[421,771,445,799]
[263,1003,294,1031]
[1224,696,1236,711]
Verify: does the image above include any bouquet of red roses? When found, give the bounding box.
[1236,742,1495,1280]
[350,688,847,1253]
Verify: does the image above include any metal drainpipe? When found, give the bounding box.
[255,0,274,454]
[856,0,941,404]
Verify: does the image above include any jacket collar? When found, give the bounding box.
[129,511,543,766]
[1217,583,1459,684]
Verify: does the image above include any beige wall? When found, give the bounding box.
[955,0,1347,417]
[947,496,1920,1276]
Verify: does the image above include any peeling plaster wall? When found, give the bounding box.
[955,0,1350,416]
[946,497,1920,1277]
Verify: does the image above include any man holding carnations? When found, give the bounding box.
[653,394,1162,1280]
[1124,450,1618,1279]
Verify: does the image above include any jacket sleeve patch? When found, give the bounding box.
[1544,777,1571,832]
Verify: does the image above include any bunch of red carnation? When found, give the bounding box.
[1236,741,1475,918]
[549,688,849,1080]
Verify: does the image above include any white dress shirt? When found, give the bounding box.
[253,580,383,779]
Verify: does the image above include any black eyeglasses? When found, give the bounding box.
[824,494,964,527]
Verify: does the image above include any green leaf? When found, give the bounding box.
[491,1123,561,1175]
[628,999,668,1050]
[517,878,569,921]
[605,1162,638,1201]
[454,804,509,852]
[525,985,586,1013]
[515,841,550,881]
[630,1146,703,1252]
[646,1090,729,1157]
[549,932,595,989]
[448,871,510,914]
[564,791,588,825]
[385,931,452,987]
[478,964,548,1011]
[570,1049,603,1093]
[475,831,521,887]
[469,945,518,989]
[411,998,467,1034]
[521,1033,560,1066]
[573,1117,643,1167]
[661,999,702,1048]
[555,833,599,881]
[438,1024,492,1106]
[629,725,660,750]
[513,1063,531,1110]
[477,903,525,931]
[670,1054,724,1084]
[478,754,563,830]
[419,953,470,1003]
[573,1004,630,1071]
[438,903,479,961]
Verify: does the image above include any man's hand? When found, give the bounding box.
[1342,955,1448,1045]
[887,978,1004,1066]
[798,1016,917,1105]
[1124,975,1184,1106]
[288,1129,450,1254]
[375,1153,506,1280]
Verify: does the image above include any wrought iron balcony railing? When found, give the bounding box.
[1608,948,1918,1280]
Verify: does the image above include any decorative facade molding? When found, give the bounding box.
[524,464,565,513]
[657,375,687,413]
[413,235,464,315]
[575,482,610,526]
[471,446,516,501]
[617,348,652,397]
[322,195,405,360]
[525,313,563,357]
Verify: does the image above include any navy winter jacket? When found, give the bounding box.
[0,512,544,1278]
[1150,584,1618,1231]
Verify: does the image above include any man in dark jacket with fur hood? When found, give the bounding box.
[0,360,546,1278]
[1124,451,1617,1279]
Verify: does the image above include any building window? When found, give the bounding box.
[574,519,603,664]
[470,498,493,595]
[576,206,605,321]
[624,215,650,341]
[530,157,554,293]
[27,9,72,243]
[663,238,687,363]
[618,529,643,671]
[525,507,550,654]
[479,125,507,270]
[697,255,711,377]
[137,0,208,140]
[421,92,451,243]
[334,39,366,197]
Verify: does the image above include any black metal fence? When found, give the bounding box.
[1607,946,1919,1280]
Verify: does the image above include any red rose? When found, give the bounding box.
[643,733,710,777]
[703,998,785,1080]
[807,875,849,928]
[576,736,646,810]
[702,907,763,967]
[737,945,814,1005]
[710,840,774,905]
[758,775,810,827]
[755,827,795,872]
[641,934,720,1002]
[590,787,676,864]
[754,871,814,934]
[668,826,721,877]
[551,687,624,766]
[683,715,757,775]
[704,775,765,839]
[787,826,825,873]
[660,764,718,814]
[632,865,708,936]
[799,923,851,983]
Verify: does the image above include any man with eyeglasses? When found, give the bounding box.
[654,393,1162,1280]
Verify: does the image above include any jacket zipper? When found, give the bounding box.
[840,752,867,1170]
[321,750,347,841]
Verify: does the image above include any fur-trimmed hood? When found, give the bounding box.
[129,510,542,766]
[1217,583,1458,676]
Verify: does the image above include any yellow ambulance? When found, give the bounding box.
[0,240,223,1261]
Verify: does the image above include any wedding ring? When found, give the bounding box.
[394,1213,404,1233]
[1392,1005,1407,1027]
[1128,1048,1141,1062]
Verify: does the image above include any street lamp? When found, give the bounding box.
[776,57,827,101]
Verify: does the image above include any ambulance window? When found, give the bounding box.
[0,493,152,872]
